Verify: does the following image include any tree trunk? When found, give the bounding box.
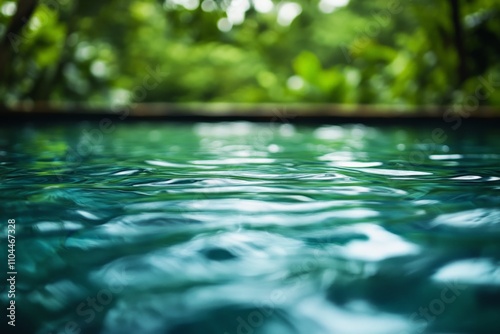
[449,0,466,86]
[0,0,39,83]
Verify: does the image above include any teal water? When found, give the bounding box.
[1,121,500,334]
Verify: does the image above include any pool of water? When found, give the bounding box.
[1,121,500,334]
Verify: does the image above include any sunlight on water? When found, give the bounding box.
[1,121,499,334]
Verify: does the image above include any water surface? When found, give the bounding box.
[1,121,500,333]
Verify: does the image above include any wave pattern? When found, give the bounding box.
[1,122,499,334]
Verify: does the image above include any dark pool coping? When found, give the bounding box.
[2,103,500,125]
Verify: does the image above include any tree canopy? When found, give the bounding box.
[0,0,499,108]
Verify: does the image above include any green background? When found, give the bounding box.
[1,0,499,109]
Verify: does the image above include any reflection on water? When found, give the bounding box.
[1,122,500,334]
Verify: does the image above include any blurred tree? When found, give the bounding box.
[0,0,37,83]
[0,0,499,108]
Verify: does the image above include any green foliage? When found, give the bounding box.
[0,0,499,107]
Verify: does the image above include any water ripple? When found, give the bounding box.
[2,122,499,334]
